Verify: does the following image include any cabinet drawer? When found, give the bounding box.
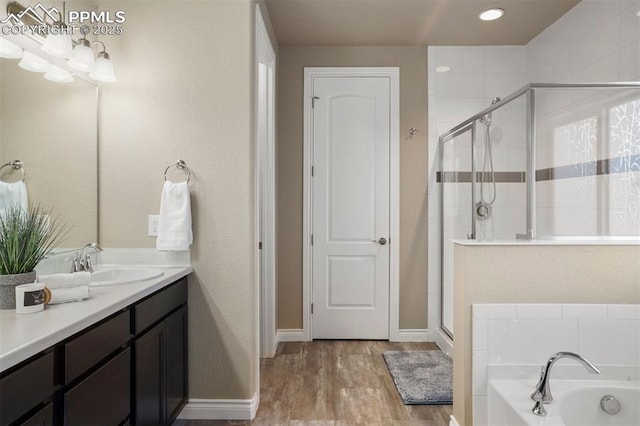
[65,310,131,383]
[0,351,55,425]
[135,278,186,334]
[65,348,130,426]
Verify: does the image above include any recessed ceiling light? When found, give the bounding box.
[435,66,450,73]
[479,8,505,21]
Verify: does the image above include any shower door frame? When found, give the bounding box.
[436,82,640,341]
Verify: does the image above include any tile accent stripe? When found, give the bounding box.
[536,155,640,182]
[437,171,525,183]
[438,155,640,183]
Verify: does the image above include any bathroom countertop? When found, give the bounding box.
[0,265,192,373]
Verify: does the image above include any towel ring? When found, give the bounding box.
[164,160,190,184]
[0,160,25,182]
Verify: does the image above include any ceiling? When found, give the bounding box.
[264,0,582,46]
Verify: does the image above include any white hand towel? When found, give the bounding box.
[47,285,90,304]
[38,272,91,289]
[156,181,193,251]
[0,180,28,218]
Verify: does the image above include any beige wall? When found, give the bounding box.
[452,243,640,426]
[98,0,260,400]
[277,46,429,330]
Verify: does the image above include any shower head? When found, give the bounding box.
[491,97,501,104]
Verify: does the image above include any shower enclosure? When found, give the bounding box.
[437,83,640,339]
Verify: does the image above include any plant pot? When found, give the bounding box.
[0,271,37,310]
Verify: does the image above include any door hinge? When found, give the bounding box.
[311,303,314,314]
[311,234,313,245]
[259,241,262,250]
[311,166,314,177]
[312,96,320,108]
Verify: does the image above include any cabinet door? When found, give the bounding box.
[21,402,53,426]
[165,306,188,423]
[134,323,164,426]
[65,348,130,426]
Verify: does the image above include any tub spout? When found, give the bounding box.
[531,351,601,416]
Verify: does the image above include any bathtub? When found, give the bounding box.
[488,379,640,426]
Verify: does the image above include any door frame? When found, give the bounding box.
[256,4,277,359]
[302,67,400,341]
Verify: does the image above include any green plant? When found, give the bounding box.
[0,205,69,275]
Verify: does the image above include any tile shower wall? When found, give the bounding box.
[427,46,527,339]
[528,0,640,237]
[471,303,640,426]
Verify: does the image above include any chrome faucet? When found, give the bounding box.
[531,351,601,416]
[73,243,103,273]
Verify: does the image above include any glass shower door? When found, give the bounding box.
[440,126,473,339]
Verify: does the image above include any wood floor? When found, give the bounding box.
[175,340,452,426]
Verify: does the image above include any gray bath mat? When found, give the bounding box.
[383,350,453,405]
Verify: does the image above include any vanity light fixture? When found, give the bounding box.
[44,64,74,83]
[89,48,117,83]
[479,8,505,21]
[0,1,117,84]
[0,37,23,59]
[40,16,73,58]
[18,51,50,73]
[70,40,117,82]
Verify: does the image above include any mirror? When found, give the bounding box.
[0,50,98,247]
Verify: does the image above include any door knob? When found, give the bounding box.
[372,238,387,245]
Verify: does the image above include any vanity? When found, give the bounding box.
[0,266,192,426]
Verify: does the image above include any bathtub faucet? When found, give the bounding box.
[531,351,601,416]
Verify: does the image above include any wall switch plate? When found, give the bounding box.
[148,215,159,236]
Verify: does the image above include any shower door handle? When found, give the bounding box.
[372,238,387,245]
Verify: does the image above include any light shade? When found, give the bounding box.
[44,64,74,83]
[18,51,50,72]
[89,52,116,83]
[68,39,95,72]
[41,27,73,58]
[0,37,23,59]
[479,8,505,21]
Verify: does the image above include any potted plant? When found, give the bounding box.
[0,205,68,310]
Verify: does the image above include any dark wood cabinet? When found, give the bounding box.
[0,276,188,426]
[134,280,188,426]
[65,348,130,426]
[21,402,53,426]
[0,351,56,426]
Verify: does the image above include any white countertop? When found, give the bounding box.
[0,265,192,373]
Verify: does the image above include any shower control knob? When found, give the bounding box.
[372,238,387,245]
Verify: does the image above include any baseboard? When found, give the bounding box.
[433,328,454,357]
[449,415,460,426]
[177,392,259,420]
[276,329,306,343]
[391,328,429,342]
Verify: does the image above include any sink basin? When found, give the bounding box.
[90,267,164,286]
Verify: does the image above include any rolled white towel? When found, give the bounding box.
[46,285,90,304]
[38,272,91,289]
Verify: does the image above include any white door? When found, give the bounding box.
[311,75,391,339]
